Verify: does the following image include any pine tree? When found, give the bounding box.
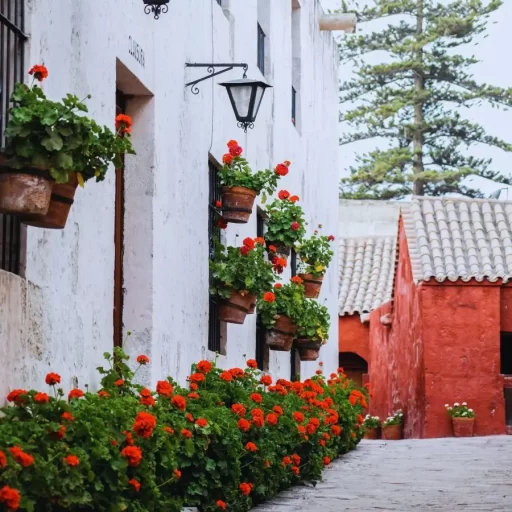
[339,0,512,199]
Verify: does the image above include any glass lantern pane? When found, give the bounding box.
[229,85,253,119]
[252,85,266,118]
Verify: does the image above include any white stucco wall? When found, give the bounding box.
[1,0,340,396]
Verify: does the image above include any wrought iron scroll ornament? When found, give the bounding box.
[143,0,169,19]
[185,63,248,95]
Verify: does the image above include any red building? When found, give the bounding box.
[339,197,512,438]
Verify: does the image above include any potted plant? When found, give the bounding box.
[0,65,135,227]
[218,140,288,224]
[257,278,305,351]
[381,410,404,440]
[293,299,330,361]
[264,191,306,258]
[445,402,475,437]
[210,238,276,324]
[363,415,381,440]
[296,229,335,298]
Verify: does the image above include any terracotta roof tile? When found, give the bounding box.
[338,236,397,316]
[402,196,512,283]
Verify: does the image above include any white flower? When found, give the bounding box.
[448,407,453,410]
[444,404,449,408]
[454,402,460,407]
[468,408,473,412]
[462,411,467,416]
[462,402,467,406]
[375,416,380,420]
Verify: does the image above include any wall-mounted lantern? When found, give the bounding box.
[143,0,169,19]
[185,63,271,132]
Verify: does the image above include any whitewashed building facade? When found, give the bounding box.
[0,0,347,396]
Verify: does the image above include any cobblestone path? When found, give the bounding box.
[255,436,512,511]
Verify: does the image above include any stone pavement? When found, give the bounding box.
[254,436,512,511]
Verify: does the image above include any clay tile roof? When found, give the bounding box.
[338,236,397,316]
[402,196,512,283]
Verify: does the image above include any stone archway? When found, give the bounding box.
[339,352,368,387]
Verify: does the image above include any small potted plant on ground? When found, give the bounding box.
[445,402,475,437]
[294,298,330,361]
[218,140,288,224]
[258,277,305,351]
[296,229,335,298]
[264,191,306,258]
[0,65,135,227]
[381,410,404,440]
[363,415,381,440]
[210,238,276,324]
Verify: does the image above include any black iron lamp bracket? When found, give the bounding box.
[185,63,248,95]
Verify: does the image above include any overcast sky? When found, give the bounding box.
[319,0,512,197]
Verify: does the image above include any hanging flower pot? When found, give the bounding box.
[218,141,288,224]
[299,273,324,298]
[247,294,257,315]
[221,186,257,224]
[265,315,297,351]
[267,241,291,258]
[0,159,53,216]
[21,173,78,229]
[294,338,322,361]
[218,290,253,325]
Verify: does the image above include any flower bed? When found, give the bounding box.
[0,350,366,511]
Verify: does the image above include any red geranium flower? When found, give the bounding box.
[250,393,262,403]
[45,373,61,386]
[293,412,305,423]
[174,469,182,479]
[323,456,331,466]
[238,419,251,432]
[263,292,275,303]
[278,190,290,200]
[291,276,303,285]
[266,413,278,426]
[217,219,228,229]
[232,403,246,417]
[245,442,258,452]
[122,446,142,467]
[274,283,283,289]
[217,500,227,510]
[260,375,272,386]
[156,380,173,397]
[63,455,80,467]
[114,379,124,387]
[133,411,157,438]
[289,195,300,203]
[291,222,300,231]
[6,389,27,404]
[9,447,34,467]
[282,456,292,466]
[195,418,208,428]
[328,235,335,241]
[0,485,21,511]
[129,478,141,492]
[229,144,243,157]
[189,372,205,383]
[136,355,150,365]
[34,392,49,404]
[240,245,251,256]
[246,359,258,369]
[115,113,133,133]
[29,64,48,81]
[222,153,233,165]
[188,392,200,399]
[292,454,301,466]
[220,371,233,382]
[171,395,187,411]
[227,140,238,148]
[190,383,198,391]
[243,237,255,249]
[181,428,192,439]
[273,405,283,416]
[275,163,289,176]
[0,451,6,469]
[254,237,266,246]
[268,245,277,253]
[197,360,213,374]
[239,483,253,496]
[68,389,84,401]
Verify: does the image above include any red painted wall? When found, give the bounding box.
[422,283,505,437]
[338,314,369,362]
[367,218,506,438]
[368,219,425,438]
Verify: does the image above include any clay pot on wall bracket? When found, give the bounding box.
[265,315,297,351]
[218,290,253,324]
[267,241,291,258]
[294,338,322,361]
[0,157,54,215]
[452,417,475,437]
[382,424,402,440]
[247,294,257,315]
[221,186,257,224]
[363,427,379,440]
[299,273,324,299]
[21,173,78,229]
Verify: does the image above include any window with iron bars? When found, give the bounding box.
[208,160,226,353]
[255,209,269,371]
[290,249,300,381]
[0,0,26,275]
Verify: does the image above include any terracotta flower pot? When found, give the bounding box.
[363,427,379,440]
[21,173,78,229]
[267,241,291,258]
[382,424,402,440]
[294,338,322,361]
[221,186,257,224]
[452,417,475,437]
[265,315,297,351]
[299,273,324,299]
[218,290,253,324]
[247,294,257,315]
[0,164,53,216]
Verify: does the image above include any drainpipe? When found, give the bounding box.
[319,13,357,33]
